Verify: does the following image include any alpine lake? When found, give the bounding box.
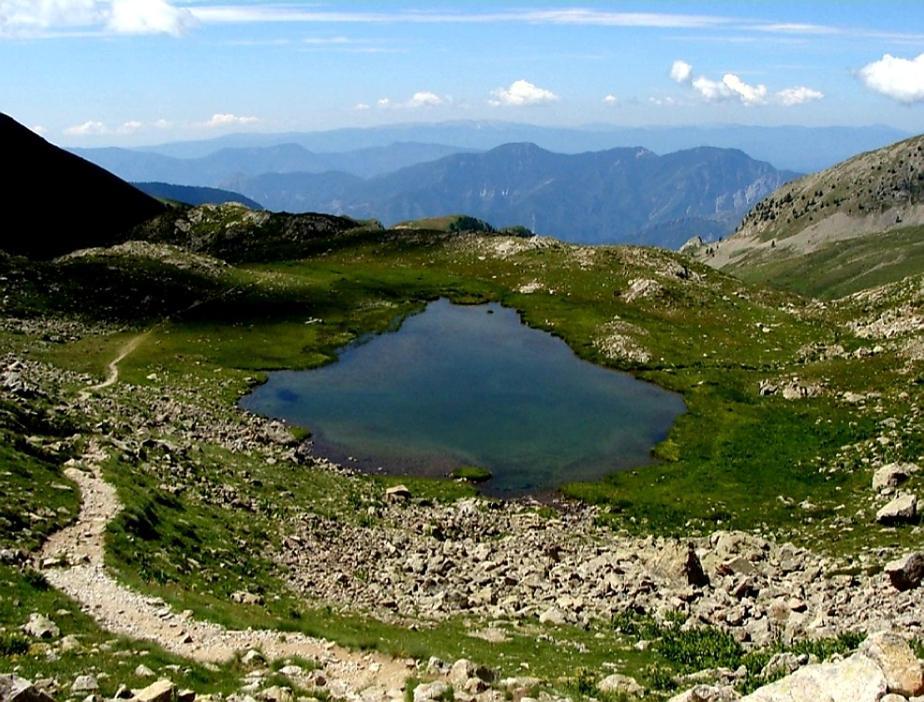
[241,298,685,496]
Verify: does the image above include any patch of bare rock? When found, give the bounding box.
[670,631,924,702]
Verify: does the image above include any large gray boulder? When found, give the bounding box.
[884,552,924,591]
[873,462,917,491]
[876,493,917,524]
[741,653,886,702]
[859,632,924,696]
[0,676,56,702]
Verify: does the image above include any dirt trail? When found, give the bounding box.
[39,444,417,702]
[79,332,148,399]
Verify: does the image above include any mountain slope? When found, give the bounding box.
[72,141,475,185]
[691,133,924,297]
[1,113,165,258]
[231,143,797,247]
[133,182,263,209]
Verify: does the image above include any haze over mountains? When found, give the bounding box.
[82,121,908,174]
[227,143,798,247]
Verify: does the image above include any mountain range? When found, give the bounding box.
[226,142,798,248]
[97,121,908,173]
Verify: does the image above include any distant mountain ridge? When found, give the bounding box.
[72,141,476,186]
[689,133,924,297]
[227,142,798,248]
[121,121,908,173]
[133,182,262,209]
[1,113,165,258]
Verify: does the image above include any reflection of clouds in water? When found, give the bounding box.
[241,299,684,495]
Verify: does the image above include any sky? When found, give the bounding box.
[2,0,924,146]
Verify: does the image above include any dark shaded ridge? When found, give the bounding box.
[0,113,165,258]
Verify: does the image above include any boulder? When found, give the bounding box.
[885,553,924,591]
[71,677,98,694]
[741,653,887,702]
[413,681,450,702]
[860,632,924,696]
[131,679,176,702]
[876,493,917,524]
[240,650,265,667]
[873,463,917,491]
[668,685,740,702]
[256,687,293,702]
[230,591,264,606]
[0,675,56,702]
[134,666,155,679]
[22,614,59,640]
[449,660,493,687]
[597,673,644,696]
[385,485,412,502]
[712,532,769,562]
[538,607,566,625]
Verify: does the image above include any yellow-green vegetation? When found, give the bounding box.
[450,466,493,483]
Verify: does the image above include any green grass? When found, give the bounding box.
[729,225,924,298]
[450,466,493,483]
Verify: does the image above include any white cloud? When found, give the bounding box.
[670,59,693,83]
[603,94,619,105]
[117,119,143,133]
[30,124,47,136]
[153,118,172,129]
[353,102,371,111]
[0,0,192,37]
[776,85,824,106]
[107,0,193,35]
[407,91,443,108]
[679,64,820,108]
[721,73,768,105]
[489,79,559,107]
[63,120,108,136]
[203,113,260,128]
[376,98,391,108]
[858,53,924,104]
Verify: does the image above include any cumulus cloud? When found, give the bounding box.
[675,60,821,107]
[117,119,143,133]
[203,113,260,128]
[0,0,193,37]
[153,118,173,129]
[670,59,693,84]
[858,53,924,104]
[354,102,371,111]
[489,79,559,107]
[107,0,194,35]
[603,94,619,105]
[63,120,108,136]
[776,86,824,106]
[372,92,447,109]
[30,124,47,136]
[407,91,443,107]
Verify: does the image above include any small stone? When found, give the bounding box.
[132,679,176,702]
[385,485,411,502]
[23,614,59,640]
[134,665,156,679]
[597,673,644,696]
[71,676,98,693]
[413,681,450,702]
[257,686,293,702]
[241,650,265,666]
[538,607,566,626]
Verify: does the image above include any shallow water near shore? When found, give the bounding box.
[241,298,685,496]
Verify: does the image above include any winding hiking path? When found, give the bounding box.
[39,445,417,702]
[78,332,149,400]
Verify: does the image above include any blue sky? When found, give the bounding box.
[2,0,924,146]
